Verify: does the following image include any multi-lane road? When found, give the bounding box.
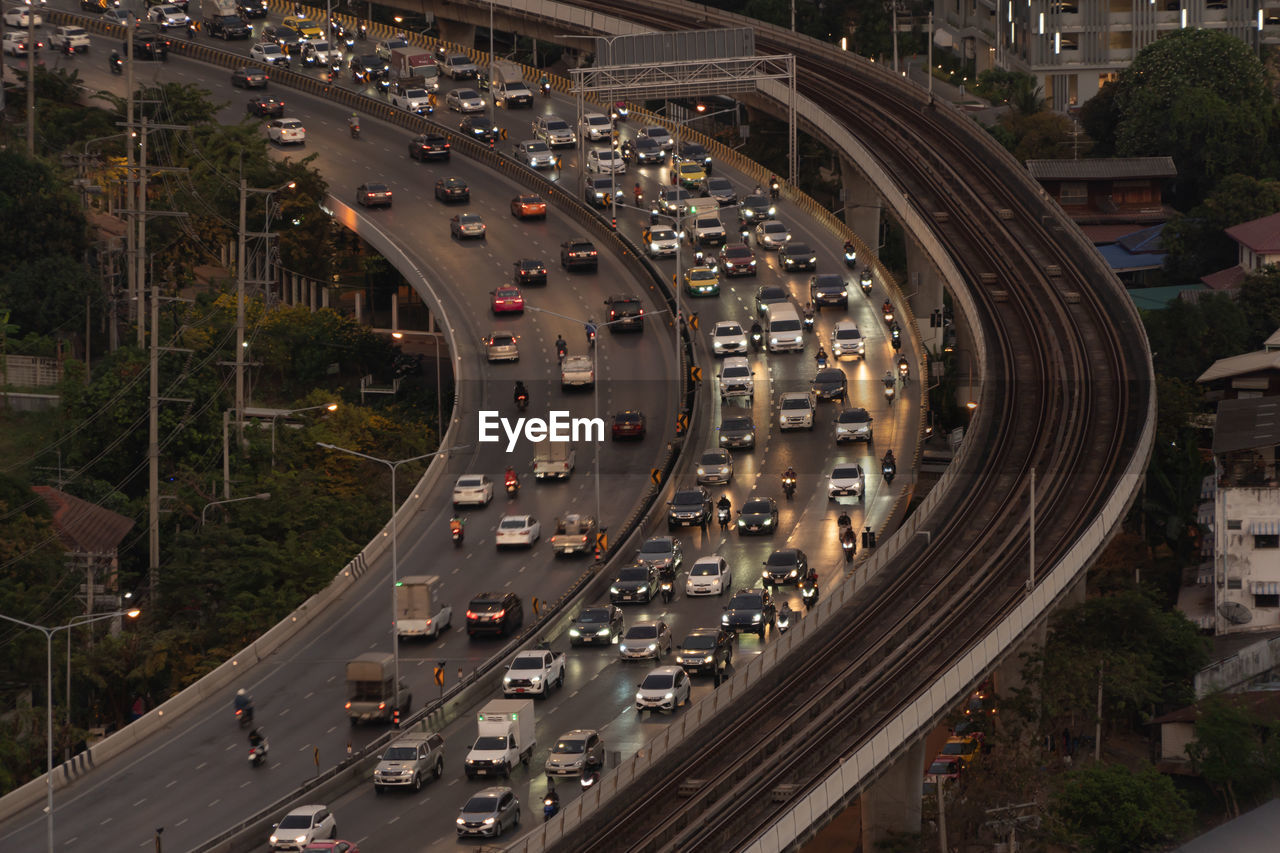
[0,7,919,850]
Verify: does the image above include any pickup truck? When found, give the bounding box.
[389,78,433,115]
[49,26,91,54]
[502,649,567,698]
[561,355,594,390]
[550,514,597,556]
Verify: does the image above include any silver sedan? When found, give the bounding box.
[446,88,486,113]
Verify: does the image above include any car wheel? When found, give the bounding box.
[434,757,444,779]
[412,772,422,791]
[514,806,521,827]
[330,826,337,839]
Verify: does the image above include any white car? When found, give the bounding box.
[267,118,306,145]
[514,139,555,169]
[643,226,680,258]
[710,320,748,356]
[695,448,733,485]
[834,407,874,443]
[755,220,791,250]
[717,356,754,402]
[580,112,613,141]
[2,8,41,27]
[586,148,626,174]
[533,115,576,147]
[484,331,519,362]
[635,665,690,715]
[637,125,674,151]
[778,391,816,431]
[828,464,865,500]
[250,43,290,66]
[686,555,731,596]
[269,804,336,851]
[495,514,540,548]
[619,621,673,662]
[147,4,189,28]
[2,32,38,55]
[830,320,865,359]
[452,474,493,507]
[446,88,485,113]
[389,86,432,113]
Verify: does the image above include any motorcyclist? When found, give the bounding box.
[505,466,519,488]
[783,466,797,491]
[815,345,828,367]
[716,495,731,530]
[555,335,567,359]
[514,380,529,407]
[109,50,122,72]
[348,112,360,136]
[633,183,643,205]
[778,601,794,625]
[248,727,264,748]
[884,370,895,387]
[750,319,763,341]
[753,184,764,197]
[882,298,893,317]
[544,785,560,810]
[449,516,464,541]
[843,240,855,256]
[585,319,597,344]
[234,688,253,721]
[883,449,895,467]
[837,510,851,531]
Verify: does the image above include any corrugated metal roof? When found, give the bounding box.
[1211,396,1280,454]
[1225,211,1280,254]
[32,486,134,553]
[1176,795,1280,852]
[1202,265,1248,291]
[1024,156,1177,180]
[1198,350,1280,384]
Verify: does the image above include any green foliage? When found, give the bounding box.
[1078,81,1119,155]
[1142,293,1248,382]
[255,305,400,398]
[1161,174,1280,282]
[0,151,89,269]
[1187,696,1280,818]
[998,111,1077,161]
[0,257,101,339]
[1050,762,1193,852]
[1238,268,1280,348]
[974,69,1041,107]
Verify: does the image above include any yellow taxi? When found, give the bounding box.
[682,265,721,297]
[282,16,325,40]
[672,161,707,190]
[937,735,981,769]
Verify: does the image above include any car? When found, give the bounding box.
[561,239,599,272]
[510,194,546,219]
[269,804,337,851]
[830,320,865,359]
[809,274,849,309]
[587,147,626,174]
[754,285,790,315]
[695,449,733,485]
[545,730,604,776]
[668,487,711,529]
[675,140,713,170]
[437,51,478,79]
[490,286,524,314]
[532,115,576,147]
[923,755,963,794]
[635,665,690,715]
[685,556,731,597]
[282,16,325,39]
[655,186,693,216]
[778,390,816,431]
[638,125,674,150]
[513,258,547,287]
[719,244,757,277]
[737,497,779,536]
[611,410,646,440]
[495,514,539,548]
[779,241,817,271]
[238,0,268,18]
[513,139,555,169]
[739,194,776,225]
[434,177,470,203]
[455,787,520,838]
[722,588,776,637]
[610,564,659,605]
[450,213,486,239]
[446,88,485,112]
[408,133,450,161]
[827,464,864,500]
[939,735,981,768]
[642,226,680,258]
[675,627,733,674]
[762,548,809,587]
[717,356,755,403]
[102,9,129,25]
[622,136,664,165]
[267,118,306,145]
[2,33,41,56]
[349,54,388,83]
[483,332,519,363]
[453,115,495,146]
[718,414,756,449]
[373,732,445,793]
[146,4,189,28]
[755,220,791,250]
[671,161,707,189]
[604,295,644,330]
[48,26,90,54]
[834,407,874,443]
[3,7,41,27]
[585,176,625,208]
[634,536,683,573]
[580,112,613,141]
[356,183,392,208]
[299,40,336,66]
[388,82,433,115]
[264,24,304,52]
[619,621,673,662]
[710,320,748,356]
[568,604,624,646]
[231,67,270,89]
[466,591,523,637]
[205,14,251,41]
[301,842,360,853]
[250,43,290,67]
[812,367,849,401]
[452,474,494,507]
[374,36,408,61]
[129,30,171,60]
[683,266,720,297]
[82,0,112,12]
[702,176,738,205]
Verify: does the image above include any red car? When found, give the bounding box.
[611,410,646,440]
[719,243,758,277]
[490,286,525,314]
[510,193,547,219]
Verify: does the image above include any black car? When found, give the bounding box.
[718,414,756,449]
[738,194,776,226]
[812,367,849,401]
[675,141,713,172]
[561,239,599,272]
[585,177,624,208]
[513,258,547,287]
[408,133,450,161]
[466,592,523,637]
[622,136,664,165]
[604,295,644,331]
[237,0,268,19]
[246,97,284,118]
[460,115,498,145]
[131,29,170,60]
[809,274,849,309]
[635,536,683,573]
[779,241,817,271]
[721,588,775,638]
[230,67,269,89]
[569,605,624,646]
[762,548,809,587]
[204,14,249,40]
[668,487,712,530]
[737,497,779,536]
[350,54,389,83]
[434,177,470,203]
[754,285,790,315]
[675,627,733,675]
[610,564,659,605]
[263,24,304,53]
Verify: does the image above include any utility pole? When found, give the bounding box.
[236,177,247,446]
[136,116,149,347]
[26,8,35,154]
[127,14,137,340]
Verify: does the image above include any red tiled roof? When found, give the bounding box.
[32,486,134,553]
[1225,211,1280,254]
[1202,265,1248,291]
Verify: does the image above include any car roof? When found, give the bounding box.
[474,785,514,796]
[691,554,724,564]
[557,729,597,739]
[646,665,682,676]
[287,804,328,816]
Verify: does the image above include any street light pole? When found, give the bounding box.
[201,492,272,528]
[270,403,338,469]
[0,609,140,853]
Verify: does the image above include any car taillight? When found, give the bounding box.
[344,701,351,709]
[466,610,476,620]
[377,701,387,710]
[494,609,505,619]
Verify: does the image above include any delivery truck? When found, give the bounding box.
[464,699,535,778]
[533,442,575,480]
[391,46,439,89]
[344,652,411,725]
[394,575,452,640]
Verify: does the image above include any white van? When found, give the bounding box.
[765,303,804,352]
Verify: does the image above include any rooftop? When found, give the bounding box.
[32,486,135,554]
[1225,211,1280,254]
[1025,156,1176,181]
[1211,396,1280,455]
[1198,350,1280,385]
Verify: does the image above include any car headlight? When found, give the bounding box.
[647,644,657,651]
[636,691,644,701]
[704,655,714,663]
[789,569,798,577]
[596,627,610,636]
[763,518,773,526]
[503,676,512,684]
[664,692,675,699]
[610,585,620,594]
[569,628,581,637]
[752,613,762,622]
[530,675,542,682]
[737,519,746,527]
[721,614,730,623]
[698,465,708,473]
[270,835,279,844]
[455,818,466,826]
[638,584,648,593]
[293,835,307,844]
[620,644,629,652]
[483,817,496,825]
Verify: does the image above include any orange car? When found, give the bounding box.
[510,193,547,219]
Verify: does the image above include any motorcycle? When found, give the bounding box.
[815,350,828,370]
[586,327,596,348]
[450,522,464,546]
[889,323,902,351]
[249,739,269,767]
[841,532,855,563]
[883,381,896,403]
[543,792,560,821]
[782,474,797,500]
[610,101,629,122]
[769,178,780,201]
[515,392,529,412]
[541,80,552,98]
[659,568,675,604]
[109,55,123,75]
[882,458,896,484]
[505,477,520,498]
[349,121,361,140]
[556,340,567,362]
[859,270,873,296]
[581,769,600,790]
[235,704,253,728]
[717,506,731,530]
[897,357,910,383]
[776,607,792,633]
[750,328,763,351]
[803,304,815,333]
[882,301,894,324]
[843,246,857,268]
[801,582,818,610]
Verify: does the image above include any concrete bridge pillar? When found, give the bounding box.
[838,156,881,259]
[436,18,476,49]
[861,737,925,849]
[903,235,945,356]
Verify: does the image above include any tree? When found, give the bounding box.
[1050,762,1193,852]
[1238,268,1280,349]
[1186,696,1280,818]
[1162,175,1280,282]
[0,151,89,269]
[1078,80,1119,155]
[1142,292,1248,383]
[0,257,102,338]
[974,69,1040,106]
[999,110,1078,161]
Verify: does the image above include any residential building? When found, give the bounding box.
[1202,212,1280,292]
